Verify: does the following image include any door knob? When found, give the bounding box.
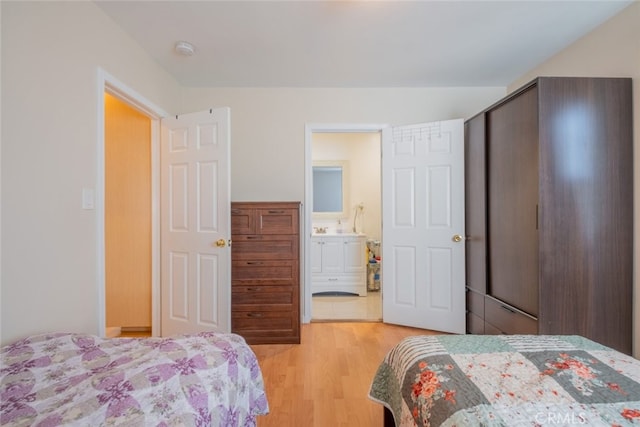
[452,234,463,243]
[215,239,227,247]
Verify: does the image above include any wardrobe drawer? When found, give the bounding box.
[232,260,298,285]
[231,235,298,260]
[232,285,295,307]
[466,312,484,334]
[466,288,484,317]
[484,321,504,335]
[485,296,538,335]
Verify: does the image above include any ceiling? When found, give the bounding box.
[95,0,634,88]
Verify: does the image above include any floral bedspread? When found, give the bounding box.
[369,335,640,426]
[1,332,269,426]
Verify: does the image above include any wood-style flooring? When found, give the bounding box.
[251,322,439,427]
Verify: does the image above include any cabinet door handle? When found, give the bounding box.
[267,210,285,214]
[246,287,260,292]
[247,313,263,318]
[246,261,263,265]
[247,235,263,240]
[500,305,516,314]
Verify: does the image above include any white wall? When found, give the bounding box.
[509,2,640,356]
[181,87,505,203]
[1,1,182,345]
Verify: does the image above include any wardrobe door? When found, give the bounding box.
[464,113,487,295]
[465,114,487,333]
[486,86,539,317]
[537,78,633,353]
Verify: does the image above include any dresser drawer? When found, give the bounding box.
[232,285,295,307]
[231,203,299,235]
[232,310,300,344]
[231,235,298,260]
[231,208,255,234]
[485,296,538,334]
[257,208,298,235]
[232,260,298,285]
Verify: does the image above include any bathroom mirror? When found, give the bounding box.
[312,160,349,219]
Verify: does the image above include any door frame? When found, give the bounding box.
[96,68,168,337]
[303,123,387,323]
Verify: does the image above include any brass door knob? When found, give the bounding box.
[452,234,463,243]
[215,239,227,247]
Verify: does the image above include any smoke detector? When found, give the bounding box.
[175,41,195,56]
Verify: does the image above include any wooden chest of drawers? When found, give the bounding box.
[230,202,300,344]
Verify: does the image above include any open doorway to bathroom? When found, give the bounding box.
[309,131,382,321]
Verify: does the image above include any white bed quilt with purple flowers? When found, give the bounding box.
[1,332,269,426]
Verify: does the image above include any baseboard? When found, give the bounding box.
[121,326,151,332]
[105,326,121,338]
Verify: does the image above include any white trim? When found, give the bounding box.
[96,68,167,337]
[303,123,388,323]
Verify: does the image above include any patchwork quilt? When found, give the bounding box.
[369,335,640,426]
[1,332,269,426]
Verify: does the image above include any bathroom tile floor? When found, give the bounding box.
[311,291,382,321]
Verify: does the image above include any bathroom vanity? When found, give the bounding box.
[310,234,367,296]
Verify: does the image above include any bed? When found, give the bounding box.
[369,334,640,426]
[1,331,269,426]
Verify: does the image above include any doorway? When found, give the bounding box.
[104,93,152,337]
[97,69,167,338]
[304,124,385,323]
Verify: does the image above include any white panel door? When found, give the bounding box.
[160,108,231,336]
[382,119,465,334]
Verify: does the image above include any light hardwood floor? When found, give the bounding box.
[250,322,439,427]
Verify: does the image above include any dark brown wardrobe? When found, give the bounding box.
[465,77,633,354]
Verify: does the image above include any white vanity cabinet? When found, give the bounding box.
[311,235,367,296]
